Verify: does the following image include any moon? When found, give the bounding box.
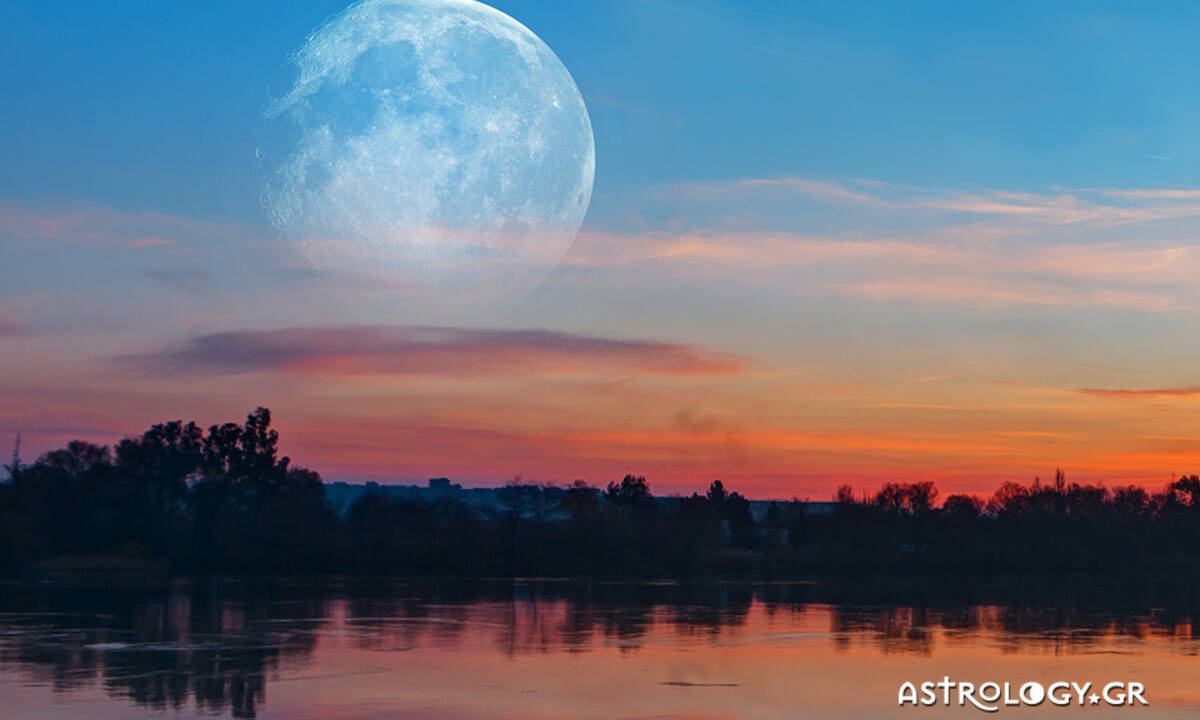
[260,0,595,294]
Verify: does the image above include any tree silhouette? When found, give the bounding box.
[8,409,1200,577]
[605,475,651,507]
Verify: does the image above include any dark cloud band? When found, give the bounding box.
[116,325,746,378]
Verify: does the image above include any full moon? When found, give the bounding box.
[260,0,595,294]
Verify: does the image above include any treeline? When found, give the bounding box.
[818,471,1200,571]
[5,409,1200,576]
[0,409,332,573]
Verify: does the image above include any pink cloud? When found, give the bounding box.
[562,224,1200,311]
[1099,188,1200,200]
[732,177,884,206]
[126,237,177,249]
[0,201,261,249]
[0,310,29,337]
[657,176,1200,227]
[837,277,1174,311]
[117,325,749,378]
[1078,387,1200,400]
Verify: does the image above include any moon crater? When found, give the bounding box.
[261,0,595,291]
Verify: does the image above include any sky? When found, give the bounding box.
[4,0,1200,498]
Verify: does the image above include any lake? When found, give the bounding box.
[1,576,1197,718]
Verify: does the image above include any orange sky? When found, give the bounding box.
[5,198,1200,501]
[8,0,1200,502]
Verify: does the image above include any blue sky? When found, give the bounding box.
[5,0,1200,225]
[5,0,1200,495]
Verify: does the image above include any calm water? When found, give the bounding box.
[1,577,1198,719]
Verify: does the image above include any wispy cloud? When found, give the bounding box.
[0,201,262,249]
[127,237,177,249]
[145,269,211,295]
[564,231,966,269]
[1078,387,1200,400]
[1097,188,1200,200]
[0,311,28,337]
[839,278,1175,311]
[656,176,1200,227]
[569,175,1200,313]
[731,177,884,205]
[1034,244,1200,283]
[117,325,748,378]
[563,228,1200,311]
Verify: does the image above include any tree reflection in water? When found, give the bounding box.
[1,577,1200,717]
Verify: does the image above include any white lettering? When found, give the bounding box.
[920,681,937,705]
[901,678,1143,710]
[936,675,954,705]
[1003,682,1020,706]
[1127,682,1148,706]
[959,682,998,713]
[1020,682,1046,705]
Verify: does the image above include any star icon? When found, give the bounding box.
[1089,693,1101,705]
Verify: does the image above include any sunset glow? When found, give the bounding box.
[5,1,1200,499]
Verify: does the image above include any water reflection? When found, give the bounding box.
[1,577,1199,718]
[0,580,327,717]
